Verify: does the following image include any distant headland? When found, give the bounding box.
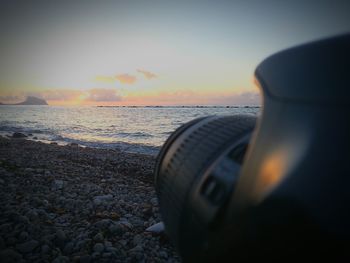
[0,96,48,105]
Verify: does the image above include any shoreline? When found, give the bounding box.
[0,136,179,262]
[0,132,160,157]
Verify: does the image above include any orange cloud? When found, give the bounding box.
[95,76,116,83]
[115,74,137,84]
[137,69,157,79]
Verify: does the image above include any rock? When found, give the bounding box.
[12,132,27,138]
[93,195,113,205]
[6,237,17,246]
[41,244,50,254]
[69,143,79,147]
[0,236,4,249]
[0,223,12,233]
[16,215,29,224]
[0,179,4,185]
[159,251,168,258]
[33,136,38,139]
[108,223,123,235]
[74,239,91,251]
[102,252,112,258]
[145,222,165,234]
[119,219,133,230]
[16,240,39,253]
[56,229,66,241]
[129,245,143,253]
[24,167,35,173]
[133,234,143,246]
[55,229,67,248]
[105,246,119,255]
[18,231,29,242]
[93,243,104,253]
[25,210,39,222]
[51,180,64,190]
[79,255,91,263]
[93,233,104,243]
[63,241,74,255]
[91,252,100,259]
[94,219,113,230]
[104,241,112,248]
[142,206,153,218]
[52,255,70,263]
[150,197,158,206]
[0,249,22,262]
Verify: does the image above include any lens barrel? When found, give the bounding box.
[155,115,256,259]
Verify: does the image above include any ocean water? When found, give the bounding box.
[0,106,260,155]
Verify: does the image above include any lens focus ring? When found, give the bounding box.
[155,115,256,251]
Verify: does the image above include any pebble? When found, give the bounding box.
[63,241,74,255]
[16,240,39,253]
[150,197,158,206]
[0,236,4,249]
[12,132,27,138]
[52,255,70,263]
[108,223,123,235]
[41,244,50,254]
[56,229,66,241]
[93,194,113,205]
[129,245,143,253]
[93,232,104,243]
[79,255,91,263]
[0,136,180,262]
[133,234,143,246]
[25,210,39,222]
[18,231,29,242]
[51,180,64,190]
[145,222,165,234]
[0,249,22,262]
[93,243,104,253]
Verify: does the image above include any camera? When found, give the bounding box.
[154,34,350,261]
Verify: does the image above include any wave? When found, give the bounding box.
[115,131,153,138]
[0,125,159,156]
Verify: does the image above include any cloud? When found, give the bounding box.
[115,74,137,84]
[137,69,157,79]
[95,70,156,85]
[86,88,122,102]
[28,90,83,101]
[95,76,116,83]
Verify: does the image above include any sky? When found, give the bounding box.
[0,0,349,106]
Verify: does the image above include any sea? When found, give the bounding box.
[0,106,260,155]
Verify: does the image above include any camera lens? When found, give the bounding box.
[154,115,256,260]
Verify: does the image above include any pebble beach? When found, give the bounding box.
[0,136,180,262]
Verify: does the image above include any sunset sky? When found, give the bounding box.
[0,0,349,106]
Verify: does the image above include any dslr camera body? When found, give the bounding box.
[155,34,350,261]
